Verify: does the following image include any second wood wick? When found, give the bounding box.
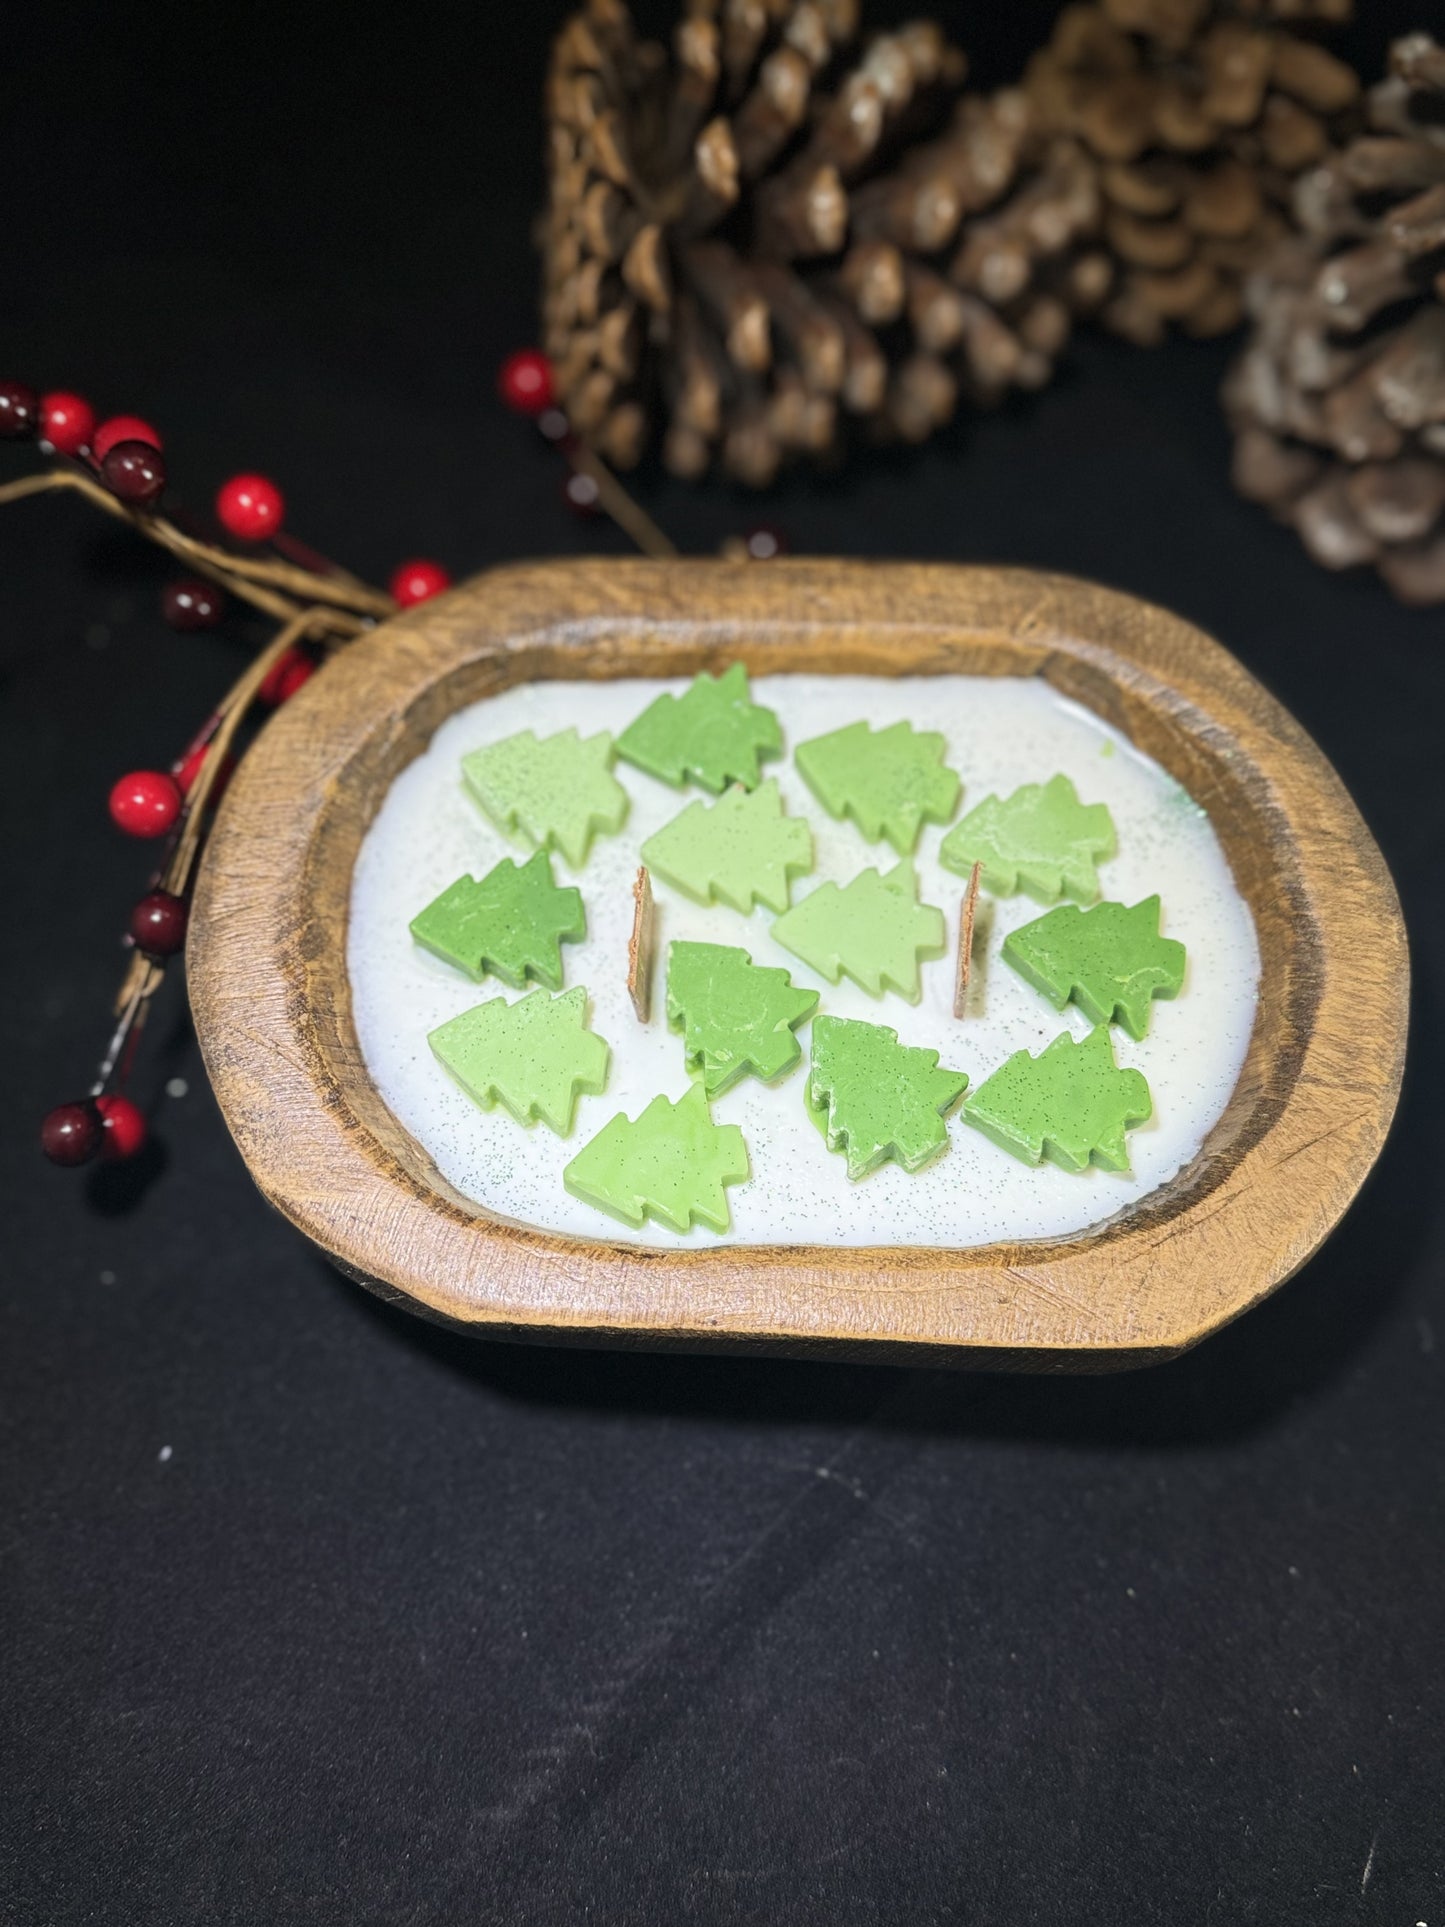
[954,860,982,1020]
[628,864,656,1022]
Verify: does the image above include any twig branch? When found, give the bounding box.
[0,467,395,620]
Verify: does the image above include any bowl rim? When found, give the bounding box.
[189,558,1408,1369]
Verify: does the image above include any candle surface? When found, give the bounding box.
[349,674,1260,1248]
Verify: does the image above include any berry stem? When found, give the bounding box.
[91,982,151,1098]
[0,466,394,620]
[108,608,334,1020]
[562,441,677,558]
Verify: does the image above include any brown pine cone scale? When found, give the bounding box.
[1225,34,1445,604]
[1024,0,1359,343]
[543,0,1110,484]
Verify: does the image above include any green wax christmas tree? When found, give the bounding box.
[807,1015,968,1179]
[963,1025,1152,1173]
[409,850,585,989]
[940,773,1116,903]
[1003,895,1186,1040]
[666,941,818,1097]
[616,664,782,793]
[462,726,628,867]
[642,778,813,915]
[563,1083,750,1234]
[794,719,960,855]
[428,986,610,1136]
[772,859,946,1002]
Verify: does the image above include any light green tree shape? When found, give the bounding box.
[939,773,1116,903]
[409,849,586,989]
[666,941,819,1097]
[1003,895,1187,1040]
[794,719,960,854]
[616,663,783,793]
[772,859,946,1002]
[428,987,611,1136]
[462,727,629,867]
[563,1083,750,1234]
[642,778,813,914]
[963,1024,1153,1173]
[806,1015,968,1179]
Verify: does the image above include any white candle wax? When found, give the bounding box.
[348,674,1260,1249]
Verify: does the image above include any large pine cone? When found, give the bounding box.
[543,0,1110,485]
[1025,0,1359,342]
[1224,34,1445,604]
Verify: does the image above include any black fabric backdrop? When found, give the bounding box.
[5,4,1443,1922]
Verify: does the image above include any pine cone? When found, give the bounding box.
[1025,0,1360,343]
[1224,34,1445,604]
[542,0,1111,485]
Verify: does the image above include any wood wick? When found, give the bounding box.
[953,860,982,1019]
[627,864,656,1022]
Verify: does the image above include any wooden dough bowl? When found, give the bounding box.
[190,560,1407,1371]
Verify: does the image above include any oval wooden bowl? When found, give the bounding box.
[189,560,1407,1370]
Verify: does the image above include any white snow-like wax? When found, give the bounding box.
[348,674,1260,1248]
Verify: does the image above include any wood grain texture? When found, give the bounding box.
[188,560,1408,1370]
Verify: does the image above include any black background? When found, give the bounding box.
[6,4,1444,1922]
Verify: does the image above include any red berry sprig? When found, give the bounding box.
[40,1101,104,1167]
[0,383,40,438]
[13,355,699,1180]
[94,415,162,462]
[162,579,224,630]
[130,891,189,959]
[95,1094,148,1161]
[499,347,684,561]
[109,769,183,838]
[498,349,555,417]
[0,385,425,1171]
[102,440,167,506]
[258,647,315,706]
[40,392,95,457]
[389,559,451,607]
[216,472,284,541]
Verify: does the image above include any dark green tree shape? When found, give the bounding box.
[795,719,960,854]
[563,1083,750,1234]
[616,663,783,793]
[409,850,586,989]
[807,1015,969,1179]
[428,986,611,1136]
[666,941,819,1097]
[963,1024,1152,1173]
[939,773,1116,903]
[1003,895,1186,1040]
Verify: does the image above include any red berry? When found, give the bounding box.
[96,1094,147,1161]
[109,769,182,838]
[41,1100,103,1167]
[102,440,166,506]
[40,391,95,456]
[389,558,452,607]
[0,383,39,438]
[216,473,284,540]
[93,415,162,462]
[498,349,554,416]
[130,890,189,958]
[162,578,224,630]
[258,647,314,706]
